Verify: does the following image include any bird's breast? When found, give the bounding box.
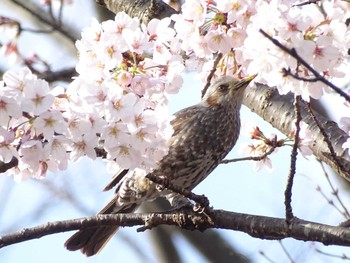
[160,106,241,189]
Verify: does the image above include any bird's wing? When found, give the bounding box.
[170,105,201,140]
[103,169,129,192]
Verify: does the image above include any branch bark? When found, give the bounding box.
[96,0,177,24]
[143,199,250,263]
[1,209,350,249]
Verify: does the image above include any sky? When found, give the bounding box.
[1,1,350,262]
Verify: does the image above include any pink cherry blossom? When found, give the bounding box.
[33,110,66,139]
[0,127,18,163]
[122,28,152,54]
[0,95,22,126]
[69,133,98,162]
[21,79,54,115]
[181,0,207,26]
[205,28,232,54]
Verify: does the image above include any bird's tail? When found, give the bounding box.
[64,201,138,257]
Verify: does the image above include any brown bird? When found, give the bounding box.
[64,74,255,256]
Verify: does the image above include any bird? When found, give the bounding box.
[64,74,255,256]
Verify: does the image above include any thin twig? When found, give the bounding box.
[11,0,77,42]
[292,0,321,7]
[315,248,350,261]
[316,185,345,218]
[201,53,223,98]
[58,0,64,28]
[20,27,55,34]
[308,103,346,176]
[282,68,320,82]
[259,29,350,104]
[259,251,276,263]
[318,161,350,218]
[284,96,302,221]
[221,143,277,164]
[47,1,56,25]
[278,240,295,263]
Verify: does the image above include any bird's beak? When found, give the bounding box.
[242,74,257,84]
[236,74,257,89]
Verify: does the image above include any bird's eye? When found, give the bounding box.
[218,84,229,93]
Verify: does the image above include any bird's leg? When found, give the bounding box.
[147,174,211,210]
[167,193,193,209]
[164,193,211,215]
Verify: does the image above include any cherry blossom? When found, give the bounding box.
[1,0,350,180]
[2,67,37,99]
[69,133,98,162]
[0,40,21,64]
[0,95,22,126]
[33,110,67,139]
[21,79,54,115]
[0,127,18,163]
[181,0,207,26]
[146,17,175,43]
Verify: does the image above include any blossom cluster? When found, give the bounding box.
[171,0,349,101]
[69,12,184,173]
[0,12,184,181]
[239,122,313,171]
[0,68,68,181]
[1,0,349,179]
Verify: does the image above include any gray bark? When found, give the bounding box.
[96,0,177,24]
[244,84,350,181]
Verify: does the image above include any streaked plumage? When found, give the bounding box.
[65,75,255,256]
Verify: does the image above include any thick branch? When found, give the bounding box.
[37,67,77,83]
[96,0,177,24]
[1,209,350,249]
[243,83,350,182]
[0,157,18,173]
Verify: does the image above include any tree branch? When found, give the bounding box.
[2,209,350,249]
[201,53,223,98]
[11,0,79,42]
[0,157,18,173]
[36,67,77,83]
[259,29,350,104]
[243,83,350,182]
[284,95,302,221]
[96,0,177,24]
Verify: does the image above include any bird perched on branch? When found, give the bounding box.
[64,74,255,256]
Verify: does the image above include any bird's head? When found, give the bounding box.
[202,75,256,108]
